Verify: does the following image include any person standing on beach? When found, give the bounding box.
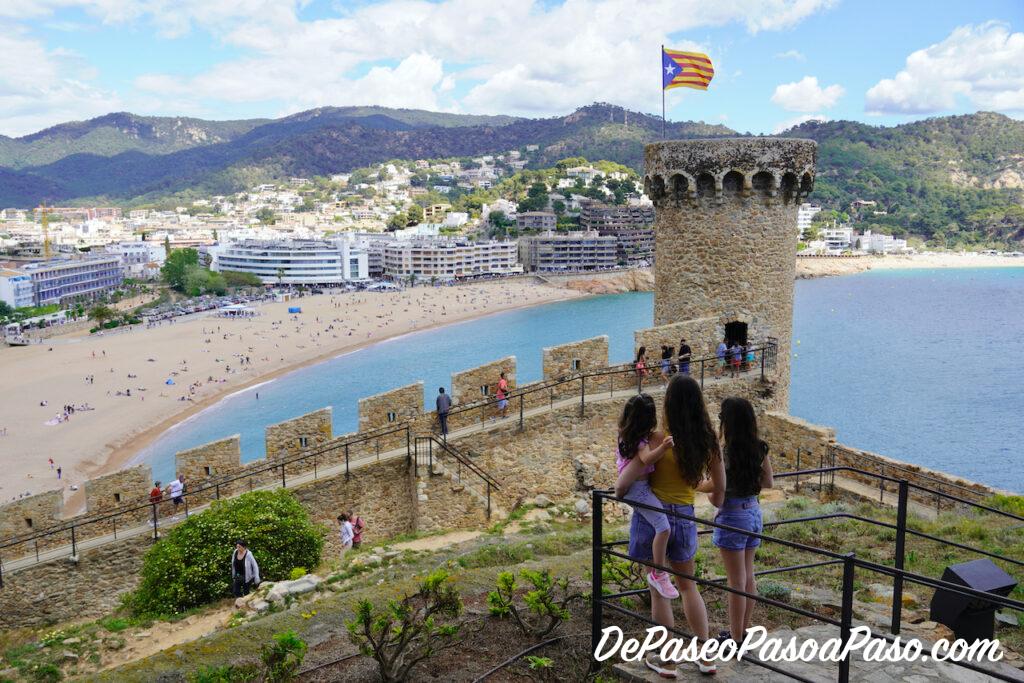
[56,466,62,480]
[436,387,452,437]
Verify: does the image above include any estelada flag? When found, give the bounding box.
[662,48,714,91]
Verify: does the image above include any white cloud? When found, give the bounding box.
[771,76,844,112]
[0,0,838,134]
[775,49,805,60]
[865,21,1024,115]
[772,113,828,134]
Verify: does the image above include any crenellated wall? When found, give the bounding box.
[0,489,65,559]
[84,465,154,532]
[543,336,609,379]
[635,317,721,361]
[265,408,333,460]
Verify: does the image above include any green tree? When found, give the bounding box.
[0,301,13,319]
[88,305,116,327]
[256,207,276,225]
[387,212,408,231]
[408,204,424,225]
[161,248,199,292]
[222,271,264,288]
[129,490,325,616]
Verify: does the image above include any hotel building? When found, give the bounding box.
[383,239,521,281]
[209,239,369,284]
[518,230,618,272]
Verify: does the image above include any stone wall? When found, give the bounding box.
[83,465,154,533]
[265,408,333,460]
[646,137,817,411]
[0,489,65,558]
[760,411,835,473]
[634,317,721,362]
[174,436,242,505]
[542,336,609,379]
[357,382,423,451]
[0,534,149,630]
[447,357,517,431]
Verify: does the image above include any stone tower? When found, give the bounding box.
[644,138,816,409]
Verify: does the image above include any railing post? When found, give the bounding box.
[519,395,524,431]
[580,375,585,417]
[406,427,411,464]
[345,444,350,480]
[760,347,765,381]
[184,494,189,518]
[281,463,286,488]
[216,483,220,500]
[795,448,801,493]
[112,516,117,540]
[636,369,641,394]
[880,464,885,503]
[590,489,604,674]
[0,550,4,588]
[818,451,824,495]
[71,525,77,557]
[314,453,318,480]
[151,502,158,541]
[487,484,492,519]
[838,553,856,683]
[891,479,909,635]
[700,358,705,388]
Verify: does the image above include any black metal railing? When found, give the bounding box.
[414,435,501,518]
[444,341,778,431]
[592,467,1024,681]
[0,422,414,582]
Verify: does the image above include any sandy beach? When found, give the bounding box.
[0,281,582,507]
[796,252,1024,279]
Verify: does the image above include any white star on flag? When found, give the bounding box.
[664,64,677,76]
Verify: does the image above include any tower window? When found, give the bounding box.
[25,518,33,528]
[386,411,397,423]
[480,385,489,396]
[571,359,581,371]
[204,466,211,476]
[725,321,749,347]
[298,436,309,448]
[113,493,121,503]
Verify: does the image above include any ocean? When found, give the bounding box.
[135,267,1024,492]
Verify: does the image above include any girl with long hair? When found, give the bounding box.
[702,396,773,644]
[615,394,678,599]
[618,374,725,677]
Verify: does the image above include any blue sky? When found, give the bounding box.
[1,0,1021,137]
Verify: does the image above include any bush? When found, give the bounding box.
[758,580,792,603]
[288,567,307,581]
[129,490,325,616]
[347,569,462,683]
[189,664,259,683]
[260,631,307,683]
[487,569,583,638]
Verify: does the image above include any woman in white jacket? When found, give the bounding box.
[230,540,260,597]
[338,513,354,557]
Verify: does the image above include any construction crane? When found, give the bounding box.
[40,202,52,259]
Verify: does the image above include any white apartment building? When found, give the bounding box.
[209,238,368,284]
[105,241,167,267]
[797,203,822,238]
[0,269,35,308]
[383,239,521,281]
[855,230,909,254]
[822,227,854,253]
[518,231,618,272]
[17,256,124,306]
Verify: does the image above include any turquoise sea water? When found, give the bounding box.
[136,268,1024,491]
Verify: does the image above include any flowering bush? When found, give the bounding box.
[129,490,325,616]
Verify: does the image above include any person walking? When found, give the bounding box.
[349,510,365,549]
[678,338,692,375]
[436,387,452,438]
[495,372,509,419]
[167,475,185,519]
[617,374,725,677]
[230,541,260,597]
[715,338,728,378]
[338,513,354,557]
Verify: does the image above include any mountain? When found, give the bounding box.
[1,105,1020,245]
[0,103,733,207]
[782,113,1024,244]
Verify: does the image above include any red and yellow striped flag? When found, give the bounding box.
[662,48,715,91]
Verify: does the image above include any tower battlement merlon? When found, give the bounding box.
[644,138,817,205]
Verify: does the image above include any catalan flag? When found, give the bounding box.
[662,48,714,91]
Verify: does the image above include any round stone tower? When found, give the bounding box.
[644,137,816,410]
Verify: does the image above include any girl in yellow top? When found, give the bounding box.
[616,375,725,677]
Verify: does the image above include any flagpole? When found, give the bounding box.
[661,44,666,139]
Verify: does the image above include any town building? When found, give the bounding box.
[797,203,822,238]
[516,211,557,231]
[209,239,368,284]
[423,204,451,223]
[383,239,520,281]
[822,227,854,252]
[104,241,167,279]
[518,230,618,272]
[855,230,909,254]
[14,256,124,306]
[0,269,34,308]
[579,200,655,265]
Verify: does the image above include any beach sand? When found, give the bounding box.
[0,281,581,508]
[796,252,1024,279]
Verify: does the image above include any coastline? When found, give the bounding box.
[0,280,585,509]
[796,252,1024,279]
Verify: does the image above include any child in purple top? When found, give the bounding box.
[615,394,678,599]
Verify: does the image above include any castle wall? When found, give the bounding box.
[265,408,333,460]
[174,436,242,505]
[760,411,835,472]
[634,317,721,361]
[83,465,154,532]
[646,138,817,411]
[447,357,517,432]
[357,382,422,450]
[0,489,64,558]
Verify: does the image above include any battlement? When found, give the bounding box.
[644,137,816,205]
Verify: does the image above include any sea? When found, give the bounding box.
[134,267,1024,492]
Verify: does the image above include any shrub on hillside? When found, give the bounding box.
[129,490,325,616]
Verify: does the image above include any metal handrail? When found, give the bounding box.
[592,489,1024,682]
[413,435,501,518]
[0,421,413,551]
[418,436,502,491]
[829,443,992,502]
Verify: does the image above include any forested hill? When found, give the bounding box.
[1,105,1021,245]
[783,113,1024,245]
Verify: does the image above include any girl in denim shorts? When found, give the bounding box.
[706,396,774,643]
[615,393,679,599]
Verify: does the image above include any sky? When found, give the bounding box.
[0,0,1021,137]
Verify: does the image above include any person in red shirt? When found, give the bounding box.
[495,372,510,419]
[149,481,163,504]
[349,510,365,549]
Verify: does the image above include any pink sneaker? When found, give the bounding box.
[647,570,679,599]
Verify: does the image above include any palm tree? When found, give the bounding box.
[88,304,116,327]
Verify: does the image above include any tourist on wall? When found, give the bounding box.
[729,342,742,377]
[715,338,728,377]
[614,393,678,600]
[678,338,692,375]
[349,510,365,549]
[659,345,675,382]
[699,397,773,645]
[495,372,509,419]
[167,475,185,518]
[616,375,725,677]
[338,513,354,556]
[634,346,649,381]
[230,540,260,597]
[436,387,452,437]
